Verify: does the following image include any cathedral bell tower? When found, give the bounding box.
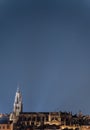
[13,87,23,116]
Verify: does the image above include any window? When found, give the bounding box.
[32,117,35,121]
[37,116,40,121]
[7,125,10,129]
[3,126,5,129]
[46,115,48,121]
[42,117,44,121]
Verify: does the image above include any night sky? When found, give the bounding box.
[0,0,90,115]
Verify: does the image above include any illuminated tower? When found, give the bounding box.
[10,87,23,123]
[13,87,23,116]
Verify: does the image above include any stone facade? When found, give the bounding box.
[0,123,13,130]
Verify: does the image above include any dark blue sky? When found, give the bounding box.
[0,0,90,115]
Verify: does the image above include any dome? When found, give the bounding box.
[0,116,9,124]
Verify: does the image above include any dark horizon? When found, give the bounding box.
[0,0,90,115]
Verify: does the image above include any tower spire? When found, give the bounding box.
[17,83,20,92]
[13,85,23,116]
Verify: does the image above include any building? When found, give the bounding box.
[9,88,61,129]
[0,115,13,130]
[9,88,90,130]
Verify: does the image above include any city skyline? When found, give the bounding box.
[0,0,90,114]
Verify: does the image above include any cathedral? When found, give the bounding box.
[9,88,61,129]
[0,88,89,130]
